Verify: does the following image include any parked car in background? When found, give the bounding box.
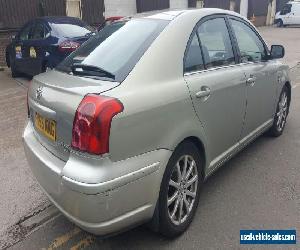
[6,16,95,77]
[97,16,124,31]
[23,9,291,238]
[275,1,300,27]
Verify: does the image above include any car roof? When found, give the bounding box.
[122,8,245,22]
[134,9,186,20]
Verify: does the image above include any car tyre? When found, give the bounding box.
[158,141,203,238]
[11,66,21,78]
[268,86,289,137]
[10,56,21,78]
[277,19,284,27]
[6,51,10,68]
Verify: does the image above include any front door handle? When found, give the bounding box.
[246,76,256,86]
[196,86,211,100]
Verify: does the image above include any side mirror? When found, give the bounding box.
[270,45,285,59]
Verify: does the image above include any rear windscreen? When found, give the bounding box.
[51,22,94,37]
[56,19,169,82]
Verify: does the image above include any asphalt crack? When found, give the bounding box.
[0,202,58,250]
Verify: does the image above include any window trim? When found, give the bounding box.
[183,14,239,75]
[227,16,270,64]
[183,14,272,77]
[184,32,204,73]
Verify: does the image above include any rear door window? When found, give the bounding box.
[197,18,235,69]
[184,33,204,72]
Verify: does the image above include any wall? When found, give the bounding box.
[0,30,17,67]
[0,0,65,29]
[188,0,197,8]
[251,15,267,26]
[170,0,188,9]
[136,0,170,13]
[81,0,105,25]
[104,0,136,17]
[248,0,269,26]
[204,0,230,9]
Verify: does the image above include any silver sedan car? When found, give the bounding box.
[23,9,291,237]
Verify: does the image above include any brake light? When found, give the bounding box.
[71,95,124,155]
[58,40,80,53]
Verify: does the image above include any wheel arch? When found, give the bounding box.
[284,81,292,108]
[277,18,284,27]
[176,136,207,179]
[42,60,49,72]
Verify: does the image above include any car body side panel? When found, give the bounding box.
[103,10,217,166]
[104,9,273,167]
[184,66,247,162]
[240,61,277,138]
[108,78,209,164]
[275,63,291,105]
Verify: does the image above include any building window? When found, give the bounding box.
[66,0,82,18]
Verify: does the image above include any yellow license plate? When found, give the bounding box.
[35,112,56,141]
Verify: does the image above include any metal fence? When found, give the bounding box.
[0,0,65,29]
[248,0,269,17]
[82,0,104,25]
[136,0,170,13]
[0,0,105,29]
[204,0,231,9]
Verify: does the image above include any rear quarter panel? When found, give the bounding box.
[108,78,208,162]
[104,10,218,166]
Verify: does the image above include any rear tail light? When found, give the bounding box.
[58,40,80,53]
[71,94,124,155]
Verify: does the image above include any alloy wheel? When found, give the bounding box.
[276,91,288,132]
[167,155,198,226]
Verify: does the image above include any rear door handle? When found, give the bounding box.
[196,86,211,100]
[246,77,256,86]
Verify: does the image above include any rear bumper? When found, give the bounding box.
[23,121,171,235]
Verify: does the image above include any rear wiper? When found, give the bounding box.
[71,63,115,80]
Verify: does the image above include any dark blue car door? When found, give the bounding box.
[14,23,35,74]
[27,21,51,75]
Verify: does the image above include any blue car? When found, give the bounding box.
[6,16,95,77]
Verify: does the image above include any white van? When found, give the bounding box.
[275,1,300,26]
